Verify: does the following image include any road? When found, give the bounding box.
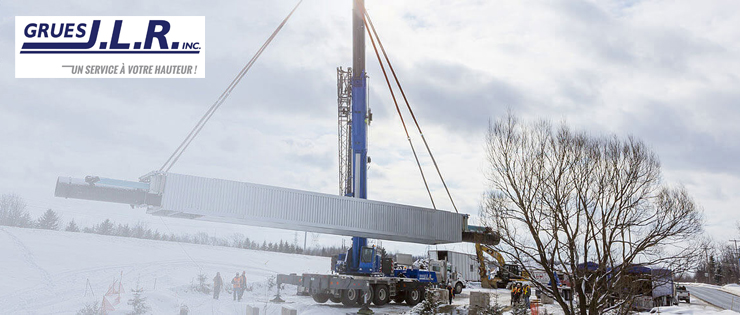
[686,284,740,312]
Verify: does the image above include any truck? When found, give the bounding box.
[276,250,437,307]
[428,250,476,293]
[429,250,479,282]
[277,250,476,307]
[676,285,690,303]
[625,265,677,310]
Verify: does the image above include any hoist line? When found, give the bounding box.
[160,0,304,172]
[362,12,436,210]
[363,9,459,213]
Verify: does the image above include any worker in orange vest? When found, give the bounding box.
[238,271,247,301]
[231,272,242,301]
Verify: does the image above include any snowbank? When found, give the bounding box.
[643,305,738,314]
[724,284,740,297]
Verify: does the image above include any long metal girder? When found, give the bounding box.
[55,172,499,245]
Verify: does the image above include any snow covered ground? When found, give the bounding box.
[639,297,734,315]
[1,226,737,315]
[0,226,341,314]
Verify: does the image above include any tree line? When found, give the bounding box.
[0,193,347,258]
[679,232,740,285]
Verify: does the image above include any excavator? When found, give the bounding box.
[475,243,526,289]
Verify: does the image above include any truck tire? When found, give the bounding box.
[361,288,373,305]
[405,287,424,306]
[454,282,463,294]
[392,292,406,304]
[329,295,342,303]
[373,284,390,306]
[341,289,359,306]
[311,293,329,303]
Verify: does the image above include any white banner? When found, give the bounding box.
[15,16,205,78]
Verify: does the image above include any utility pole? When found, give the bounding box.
[703,245,711,281]
[731,239,740,283]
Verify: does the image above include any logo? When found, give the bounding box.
[16,16,205,78]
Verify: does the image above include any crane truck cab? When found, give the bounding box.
[428,259,467,294]
[333,245,383,275]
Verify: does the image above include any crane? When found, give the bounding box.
[54,0,500,312]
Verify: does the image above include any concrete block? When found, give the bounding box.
[281,306,297,315]
[427,288,450,304]
[469,291,490,313]
[245,305,259,315]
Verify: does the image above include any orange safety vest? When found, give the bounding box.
[232,277,242,288]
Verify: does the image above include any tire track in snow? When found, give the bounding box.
[0,227,57,313]
[0,227,55,286]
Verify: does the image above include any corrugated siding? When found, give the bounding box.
[154,173,463,244]
[449,252,480,282]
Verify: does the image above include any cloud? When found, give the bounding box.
[2,0,740,253]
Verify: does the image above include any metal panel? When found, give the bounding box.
[148,173,464,244]
[55,176,161,206]
[448,251,480,282]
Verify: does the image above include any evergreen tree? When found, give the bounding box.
[132,223,147,238]
[127,283,150,315]
[76,301,102,315]
[95,219,114,235]
[36,209,61,230]
[116,224,131,237]
[65,220,80,232]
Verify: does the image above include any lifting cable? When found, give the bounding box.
[363,9,459,213]
[159,0,304,173]
[361,10,436,210]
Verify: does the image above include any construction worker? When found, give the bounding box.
[513,283,522,305]
[446,284,454,304]
[231,272,242,301]
[523,283,531,308]
[510,283,517,305]
[238,271,247,301]
[213,272,223,300]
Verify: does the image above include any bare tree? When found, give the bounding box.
[0,194,32,227]
[717,244,740,284]
[481,114,704,315]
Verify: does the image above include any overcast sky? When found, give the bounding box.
[1,0,739,255]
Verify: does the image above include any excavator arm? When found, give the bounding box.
[475,243,509,289]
